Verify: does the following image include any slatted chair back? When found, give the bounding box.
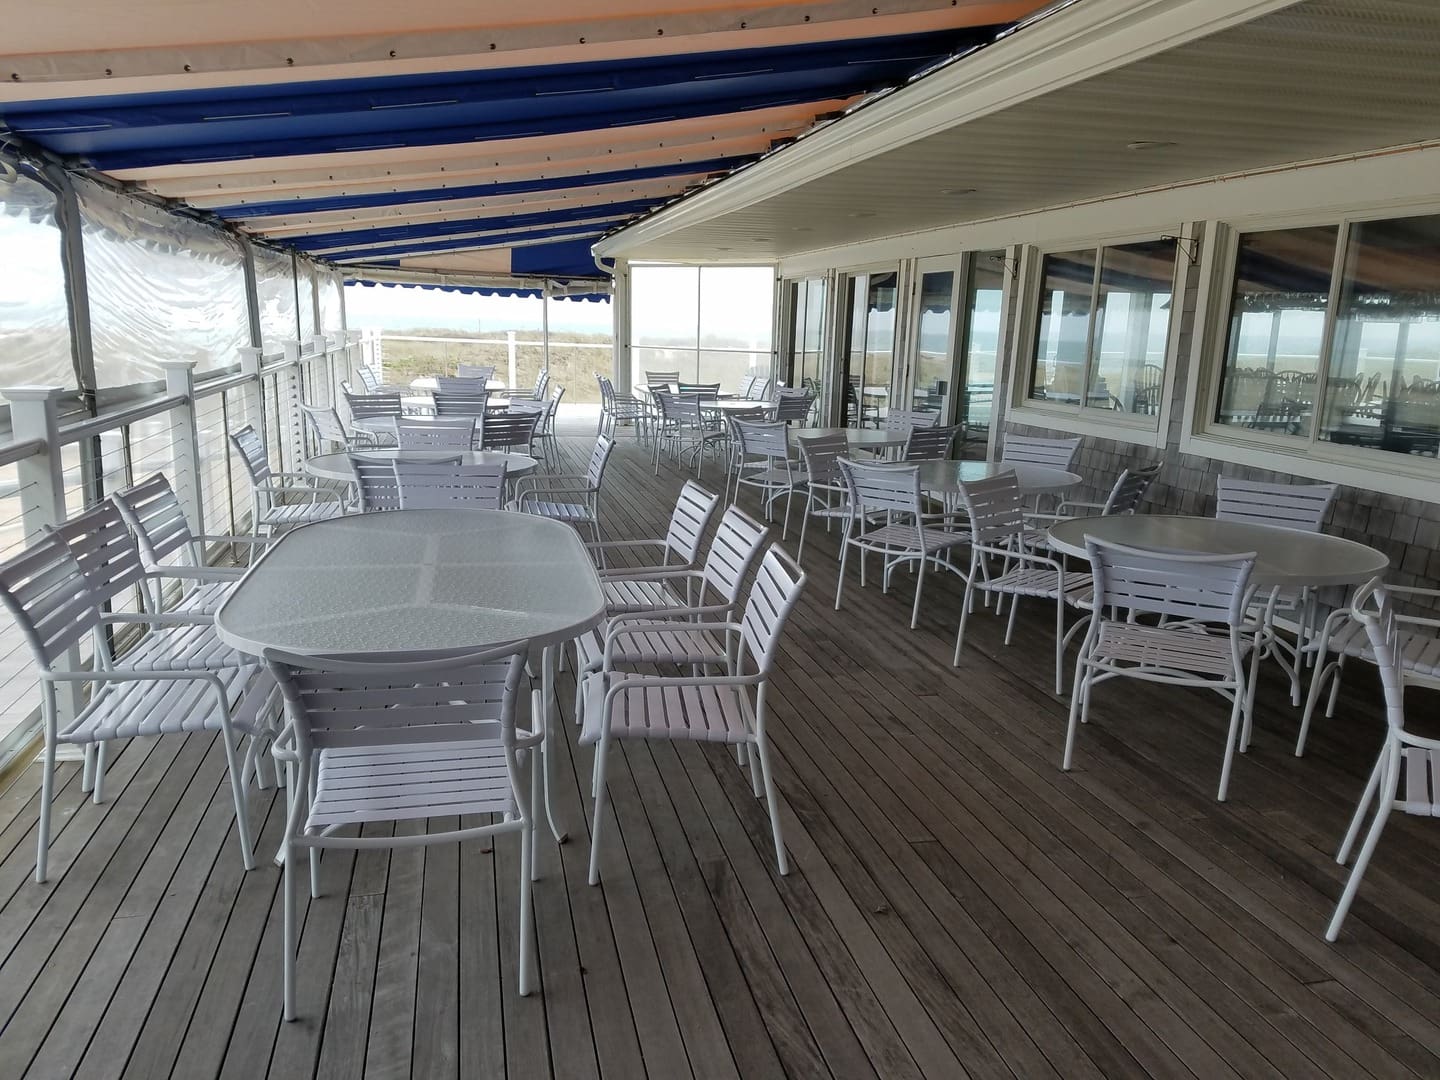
[668,395,706,431]
[738,546,808,676]
[1102,462,1163,515]
[356,367,381,393]
[541,385,566,435]
[1350,579,1407,735]
[904,423,961,461]
[1214,476,1336,532]
[700,505,769,606]
[645,370,680,389]
[394,461,508,510]
[883,408,938,432]
[1085,537,1256,627]
[838,458,921,518]
[230,424,273,486]
[663,482,723,566]
[676,382,721,400]
[395,415,475,451]
[348,453,404,512]
[344,391,402,421]
[1002,432,1082,469]
[432,390,490,418]
[773,392,814,423]
[301,405,350,452]
[479,409,541,453]
[265,643,527,757]
[0,531,97,668]
[961,472,1028,548]
[748,378,773,401]
[732,419,790,461]
[50,500,147,611]
[530,370,550,401]
[796,432,849,486]
[436,376,488,395]
[737,374,758,399]
[586,434,616,490]
[456,364,496,381]
[596,374,618,406]
[111,473,196,572]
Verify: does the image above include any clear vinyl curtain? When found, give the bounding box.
[76,177,248,386]
[253,245,298,353]
[0,171,75,399]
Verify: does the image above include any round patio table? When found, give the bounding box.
[793,426,909,450]
[352,409,516,440]
[915,459,1082,496]
[303,449,537,483]
[1046,514,1389,588]
[215,509,604,843]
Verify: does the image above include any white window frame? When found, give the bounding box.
[1006,228,1190,449]
[1181,202,1440,501]
[628,262,778,384]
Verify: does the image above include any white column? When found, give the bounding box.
[506,330,519,390]
[158,360,204,534]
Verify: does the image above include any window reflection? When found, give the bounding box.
[912,270,954,419]
[1030,250,1096,403]
[961,253,1005,449]
[1087,239,1175,415]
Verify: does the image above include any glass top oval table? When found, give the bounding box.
[215,508,603,842]
[913,459,1083,496]
[1046,514,1389,588]
[303,449,537,483]
[792,426,910,450]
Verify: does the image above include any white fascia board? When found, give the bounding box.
[594,0,1300,258]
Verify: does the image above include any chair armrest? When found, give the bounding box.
[596,566,698,584]
[101,609,215,626]
[604,605,733,634]
[195,533,269,547]
[149,565,246,583]
[599,671,761,711]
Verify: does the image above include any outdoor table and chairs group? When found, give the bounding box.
[0,364,1430,1024]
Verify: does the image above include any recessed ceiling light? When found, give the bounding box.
[940,187,977,196]
[1126,140,1176,151]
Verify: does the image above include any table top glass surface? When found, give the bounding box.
[793,427,909,447]
[913,459,1082,494]
[304,449,536,482]
[1046,514,1389,588]
[215,509,605,658]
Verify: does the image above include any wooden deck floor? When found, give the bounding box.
[1,435,1438,1079]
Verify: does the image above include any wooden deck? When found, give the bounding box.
[1,434,1438,1079]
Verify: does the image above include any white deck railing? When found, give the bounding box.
[0,331,367,766]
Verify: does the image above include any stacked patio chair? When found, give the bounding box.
[597,374,646,439]
[533,384,566,471]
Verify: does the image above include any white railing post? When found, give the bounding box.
[237,347,266,444]
[158,360,205,534]
[3,385,81,722]
[281,340,303,465]
[507,329,518,390]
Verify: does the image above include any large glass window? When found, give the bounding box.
[0,171,73,401]
[631,265,773,388]
[79,179,249,387]
[911,266,956,421]
[787,278,828,413]
[1214,225,1337,437]
[841,270,898,425]
[1027,239,1177,425]
[1215,215,1440,459]
[960,252,1007,449]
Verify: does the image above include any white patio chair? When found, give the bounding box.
[794,433,853,564]
[952,473,1094,693]
[835,458,971,629]
[456,363,496,381]
[597,374,646,439]
[1324,578,1440,941]
[772,390,814,424]
[1051,462,1163,518]
[301,404,367,452]
[395,415,475,451]
[480,408,542,455]
[903,423,962,462]
[737,374,758,399]
[438,375,489,394]
[587,480,721,578]
[1297,581,1440,756]
[111,472,263,615]
[884,408,939,433]
[533,384,566,470]
[266,642,538,1019]
[0,526,269,881]
[511,434,614,544]
[1062,537,1259,802]
[394,460,508,510]
[355,365,381,393]
[729,418,806,537]
[1217,476,1338,704]
[347,452,418,512]
[433,389,490,418]
[666,395,726,478]
[581,546,807,883]
[747,377,773,401]
[229,425,345,537]
[1001,432,1082,469]
[677,381,721,399]
[343,391,403,441]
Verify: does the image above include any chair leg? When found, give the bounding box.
[1326,745,1398,941]
[92,741,109,804]
[909,555,927,629]
[588,737,611,886]
[1337,748,1387,865]
[1053,599,1066,696]
[1216,681,1246,802]
[282,840,298,1021]
[1062,663,1089,771]
[755,735,789,876]
[81,743,95,794]
[222,730,257,871]
[796,500,811,564]
[833,540,850,611]
[518,820,535,995]
[953,581,976,666]
[35,737,55,883]
[1297,656,1338,757]
[1004,591,1021,645]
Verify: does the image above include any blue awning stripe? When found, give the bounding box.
[328,224,610,263]
[212,153,746,219]
[291,196,660,252]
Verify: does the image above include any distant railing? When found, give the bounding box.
[0,330,365,766]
